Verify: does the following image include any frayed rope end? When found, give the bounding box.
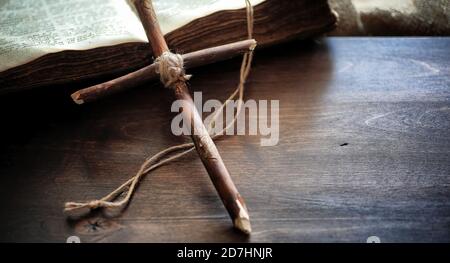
[64,200,125,218]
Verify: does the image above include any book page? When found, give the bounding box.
[0,0,147,72]
[0,0,264,72]
[151,0,264,34]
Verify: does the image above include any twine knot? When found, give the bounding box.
[154,51,192,88]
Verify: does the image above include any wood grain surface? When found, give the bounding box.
[0,38,449,242]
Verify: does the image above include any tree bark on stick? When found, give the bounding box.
[71,39,256,104]
[134,0,251,234]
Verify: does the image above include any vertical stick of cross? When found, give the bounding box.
[134,0,252,234]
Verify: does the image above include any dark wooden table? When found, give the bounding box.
[0,38,449,242]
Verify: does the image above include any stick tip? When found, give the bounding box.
[234,217,252,234]
[249,39,257,50]
[71,93,84,105]
[234,197,252,234]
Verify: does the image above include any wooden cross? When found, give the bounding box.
[71,0,255,234]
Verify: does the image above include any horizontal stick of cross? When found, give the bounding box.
[71,39,256,104]
[70,0,255,234]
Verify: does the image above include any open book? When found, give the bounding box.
[0,0,337,94]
